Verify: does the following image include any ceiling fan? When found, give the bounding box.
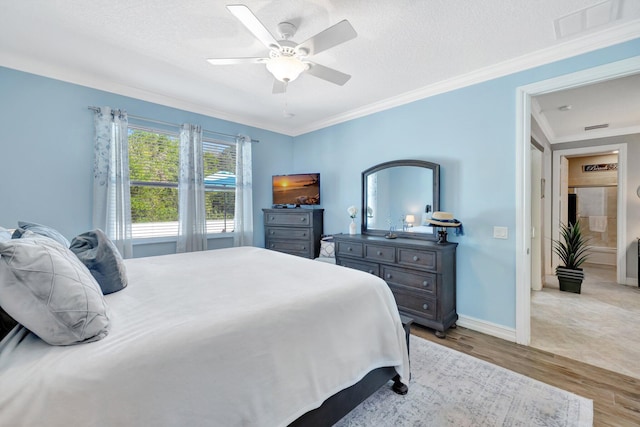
[207,4,357,93]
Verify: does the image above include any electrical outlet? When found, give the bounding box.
[493,226,508,239]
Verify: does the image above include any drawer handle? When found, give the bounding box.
[422,303,429,310]
[348,247,353,252]
[368,269,374,274]
[269,231,274,235]
[377,250,382,256]
[413,255,419,262]
[302,232,307,236]
[270,244,275,248]
[270,216,275,220]
[386,273,392,279]
[300,217,306,221]
[302,246,306,250]
[423,280,429,287]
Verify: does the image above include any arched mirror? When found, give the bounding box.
[362,159,440,240]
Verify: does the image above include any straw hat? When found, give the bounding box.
[426,212,461,227]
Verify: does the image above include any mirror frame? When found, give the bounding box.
[361,159,440,240]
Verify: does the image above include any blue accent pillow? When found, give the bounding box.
[70,229,128,295]
[15,221,70,247]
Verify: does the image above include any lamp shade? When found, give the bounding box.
[266,56,307,82]
[404,214,415,224]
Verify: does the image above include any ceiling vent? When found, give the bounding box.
[584,123,610,131]
[554,0,622,39]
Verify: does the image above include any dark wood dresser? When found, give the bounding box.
[263,208,324,259]
[334,234,457,337]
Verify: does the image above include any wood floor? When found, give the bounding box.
[411,324,640,427]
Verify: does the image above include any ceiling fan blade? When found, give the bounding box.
[207,57,266,65]
[305,62,351,86]
[226,4,280,50]
[272,80,287,94]
[296,20,357,56]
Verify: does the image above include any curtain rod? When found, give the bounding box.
[87,106,259,143]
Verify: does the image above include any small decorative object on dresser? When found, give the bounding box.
[425,212,463,244]
[263,208,324,259]
[335,234,457,338]
[347,205,358,235]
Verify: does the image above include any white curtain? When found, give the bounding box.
[234,135,253,246]
[177,124,207,253]
[92,107,133,258]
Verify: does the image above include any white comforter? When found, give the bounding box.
[0,247,409,427]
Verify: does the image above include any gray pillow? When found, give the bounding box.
[15,221,70,247]
[70,229,128,295]
[0,235,110,345]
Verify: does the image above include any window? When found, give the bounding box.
[203,140,237,233]
[128,126,236,238]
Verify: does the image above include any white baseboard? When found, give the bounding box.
[456,315,517,343]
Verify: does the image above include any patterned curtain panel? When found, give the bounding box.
[92,107,133,258]
[234,135,253,247]
[177,124,207,253]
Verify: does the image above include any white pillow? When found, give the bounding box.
[0,234,110,345]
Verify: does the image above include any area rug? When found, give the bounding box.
[336,335,593,427]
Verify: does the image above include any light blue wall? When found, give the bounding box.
[0,66,294,256]
[1,37,638,330]
[292,38,640,329]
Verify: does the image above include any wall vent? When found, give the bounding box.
[584,123,610,131]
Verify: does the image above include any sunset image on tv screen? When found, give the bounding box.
[272,174,320,205]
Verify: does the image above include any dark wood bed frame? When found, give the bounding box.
[290,367,404,426]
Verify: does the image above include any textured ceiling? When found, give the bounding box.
[1,0,639,137]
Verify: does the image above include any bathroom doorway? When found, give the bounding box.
[567,153,618,270]
[552,144,627,284]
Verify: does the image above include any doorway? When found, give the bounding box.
[551,145,626,283]
[515,56,639,346]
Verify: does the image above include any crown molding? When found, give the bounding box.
[549,125,640,144]
[0,52,293,137]
[291,20,640,136]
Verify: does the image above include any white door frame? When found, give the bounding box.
[515,56,640,345]
[552,145,627,284]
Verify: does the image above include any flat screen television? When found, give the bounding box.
[272,173,320,206]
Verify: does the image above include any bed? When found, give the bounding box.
[0,246,409,426]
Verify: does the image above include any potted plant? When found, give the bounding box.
[553,221,590,294]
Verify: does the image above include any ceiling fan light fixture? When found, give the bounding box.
[266,56,307,82]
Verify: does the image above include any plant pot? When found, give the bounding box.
[555,266,584,294]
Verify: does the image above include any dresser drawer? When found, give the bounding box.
[266,240,312,257]
[337,258,379,276]
[265,227,310,240]
[365,244,395,263]
[397,248,437,271]
[264,211,312,226]
[390,286,437,320]
[336,241,364,257]
[382,266,436,293]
